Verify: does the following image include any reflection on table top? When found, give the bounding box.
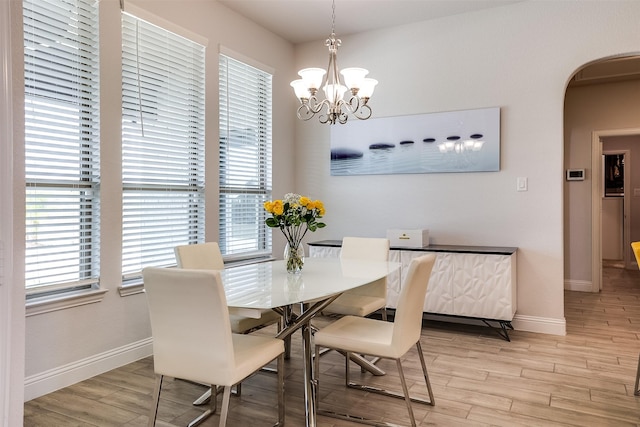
[221,257,400,310]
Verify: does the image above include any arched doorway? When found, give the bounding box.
[565,55,640,293]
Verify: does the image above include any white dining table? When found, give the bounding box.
[219,257,400,427]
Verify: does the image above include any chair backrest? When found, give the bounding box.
[632,242,640,268]
[340,237,390,297]
[340,237,390,262]
[142,267,235,384]
[392,254,437,351]
[174,242,224,270]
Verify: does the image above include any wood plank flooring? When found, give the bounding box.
[24,266,640,426]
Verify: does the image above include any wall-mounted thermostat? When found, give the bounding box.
[566,169,585,181]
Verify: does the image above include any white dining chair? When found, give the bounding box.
[174,242,282,403]
[174,242,281,334]
[323,237,390,320]
[143,267,285,427]
[314,253,437,426]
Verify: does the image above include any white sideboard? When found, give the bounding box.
[308,240,517,340]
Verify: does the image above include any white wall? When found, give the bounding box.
[11,0,296,401]
[294,1,640,335]
[565,81,640,282]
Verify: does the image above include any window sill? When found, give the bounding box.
[26,288,109,317]
[118,282,144,297]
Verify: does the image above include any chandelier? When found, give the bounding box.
[290,0,377,125]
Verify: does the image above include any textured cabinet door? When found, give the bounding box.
[385,250,402,308]
[452,253,516,320]
[308,245,340,258]
[400,250,455,315]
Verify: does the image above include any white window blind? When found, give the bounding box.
[23,0,100,293]
[219,54,272,259]
[122,13,205,279]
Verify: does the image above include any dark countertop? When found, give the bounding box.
[308,240,517,256]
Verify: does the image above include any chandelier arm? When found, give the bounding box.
[353,102,372,121]
[341,96,360,114]
[318,112,330,124]
[308,97,328,115]
[296,97,330,121]
[296,104,314,121]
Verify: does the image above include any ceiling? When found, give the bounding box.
[217,0,523,44]
[216,0,640,85]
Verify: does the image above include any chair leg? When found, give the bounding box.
[219,386,232,427]
[148,374,163,427]
[345,351,351,387]
[319,348,432,427]
[193,387,212,405]
[396,359,417,427]
[277,353,285,426]
[194,383,246,406]
[635,352,640,396]
[416,341,435,405]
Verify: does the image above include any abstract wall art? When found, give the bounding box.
[330,107,500,176]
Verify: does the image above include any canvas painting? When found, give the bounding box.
[330,107,500,176]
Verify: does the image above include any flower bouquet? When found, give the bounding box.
[264,193,326,273]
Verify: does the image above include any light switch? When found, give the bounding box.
[517,177,528,192]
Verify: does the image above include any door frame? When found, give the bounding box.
[601,149,631,268]
[592,129,639,292]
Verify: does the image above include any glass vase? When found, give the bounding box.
[284,242,305,274]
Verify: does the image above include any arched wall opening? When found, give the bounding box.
[564,54,640,294]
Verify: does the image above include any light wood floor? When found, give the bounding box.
[24,266,640,426]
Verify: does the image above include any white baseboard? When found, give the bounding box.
[422,313,566,336]
[24,338,153,401]
[564,279,593,292]
[512,314,566,336]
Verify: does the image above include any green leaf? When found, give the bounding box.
[265,218,279,227]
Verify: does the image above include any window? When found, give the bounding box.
[219,54,273,260]
[121,13,205,281]
[23,0,100,294]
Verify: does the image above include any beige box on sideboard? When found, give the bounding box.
[386,229,429,248]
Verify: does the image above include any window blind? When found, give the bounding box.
[23,0,100,292]
[121,13,205,279]
[219,54,272,259]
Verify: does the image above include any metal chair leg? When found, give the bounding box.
[152,375,214,427]
[318,344,435,427]
[193,387,212,405]
[635,353,640,396]
[416,341,435,405]
[219,386,232,427]
[277,353,285,426]
[148,374,163,427]
[396,359,417,427]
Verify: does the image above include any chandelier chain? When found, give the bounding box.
[331,0,336,36]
